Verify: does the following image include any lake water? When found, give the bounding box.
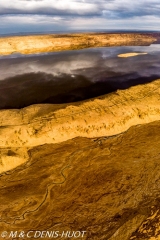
[0,44,160,109]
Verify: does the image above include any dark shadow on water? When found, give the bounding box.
[0,72,160,109]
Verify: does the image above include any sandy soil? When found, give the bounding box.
[0,121,160,239]
[0,33,156,55]
[118,52,148,57]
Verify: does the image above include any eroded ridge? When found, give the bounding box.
[0,79,160,149]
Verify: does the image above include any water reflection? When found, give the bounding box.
[0,44,160,109]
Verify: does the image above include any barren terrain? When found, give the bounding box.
[0,79,160,239]
[0,120,160,239]
[0,79,160,172]
[0,33,157,55]
[1,32,160,239]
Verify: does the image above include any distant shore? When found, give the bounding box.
[0,32,157,55]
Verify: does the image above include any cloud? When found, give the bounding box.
[1,0,160,18]
[0,0,160,33]
[102,0,160,18]
[0,0,102,16]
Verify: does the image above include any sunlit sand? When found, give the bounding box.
[118,52,148,58]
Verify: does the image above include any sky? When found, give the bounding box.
[0,0,160,34]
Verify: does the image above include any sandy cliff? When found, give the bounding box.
[0,79,160,173]
[0,79,160,147]
[0,33,156,55]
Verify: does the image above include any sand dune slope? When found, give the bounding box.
[0,79,160,149]
[0,79,160,172]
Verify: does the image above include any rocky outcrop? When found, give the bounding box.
[0,33,156,55]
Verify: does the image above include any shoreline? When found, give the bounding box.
[0,33,157,55]
[0,78,159,148]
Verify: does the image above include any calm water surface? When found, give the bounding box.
[0,44,160,109]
